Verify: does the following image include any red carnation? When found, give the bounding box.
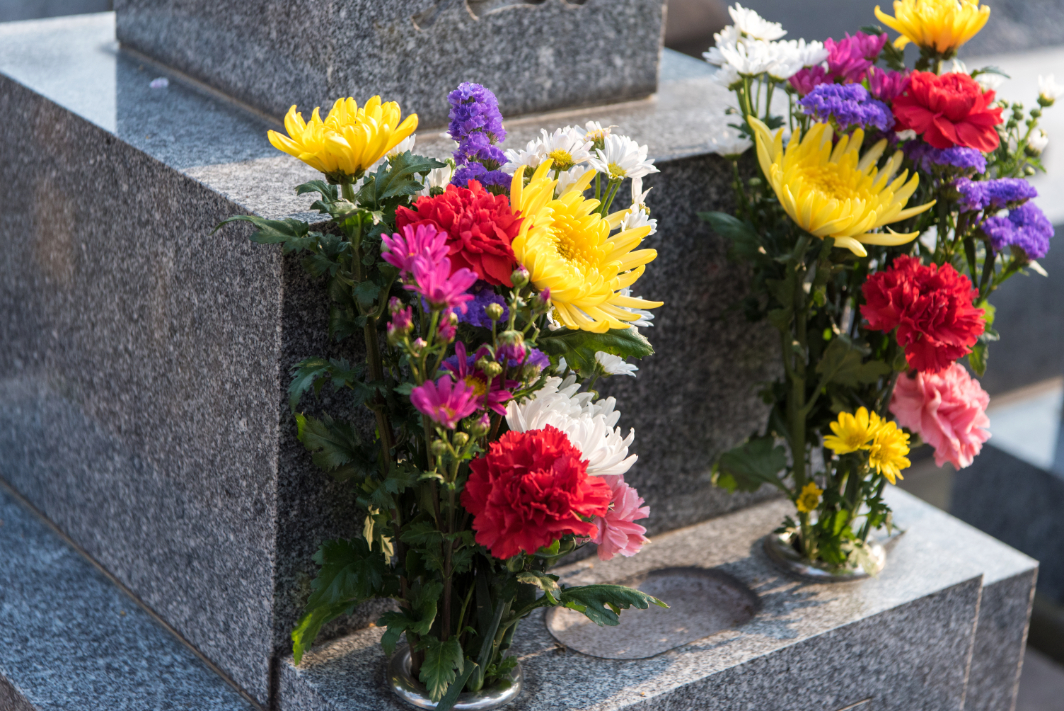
[861,256,985,374]
[395,181,522,287]
[461,426,610,560]
[892,71,1003,152]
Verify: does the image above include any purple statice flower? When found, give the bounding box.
[869,68,911,102]
[458,285,509,329]
[955,178,1039,212]
[382,224,448,276]
[523,348,550,373]
[453,132,506,169]
[789,65,830,96]
[410,375,478,429]
[903,141,987,175]
[825,32,888,84]
[407,256,477,313]
[447,83,506,144]
[497,342,527,366]
[982,201,1054,259]
[451,162,511,191]
[800,84,894,132]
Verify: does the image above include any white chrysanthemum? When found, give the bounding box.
[1029,128,1049,153]
[502,135,547,174]
[419,163,454,196]
[728,3,786,41]
[577,121,614,146]
[1040,74,1064,102]
[709,125,752,157]
[620,204,658,236]
[538,126,593,171]
[768,38,828,80]
[712,63,743,89]
[555,164,593,196]
[704,25,740,68]
[895,128,918,141]
[506,375,637,478]
[387,135,416,159]
[718,37,781,76]
[595,352,638,377]
[587,134,658,181]
[617,287,655,328]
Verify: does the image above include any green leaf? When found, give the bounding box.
[969,341,988,376]
[400,520,444,547]
[288,357,363,412]
[354,280,381,309]
[537,327,654,374]
[358,152,446,211]
[517,571,561,604]
[307,539,388,609]
[419,636,465,701]
[215,214,316,253]
[296,180,339,201]
[558,585,667,627]
[816,336,890,388]
[292,601,355,664]
[698,211,765,261]
[435,662,478,711]
[713,436,787,493]
[297,413,376,481]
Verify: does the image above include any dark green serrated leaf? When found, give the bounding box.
[698,211,765,261]
[517,571,561,603]
[215,214,316,253]
[291,601,355,665]
[288,357,363,412]
[714,436,788,493]
[307,538,388,609]
[969,341,988,376]
[419,636,465,701]
[295,180,339,201]
[537,327,653,374]
[297,413,376,481]
[559,585,667,627]
[816,336,890,388]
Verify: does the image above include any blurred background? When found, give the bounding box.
[3,0,1062,707]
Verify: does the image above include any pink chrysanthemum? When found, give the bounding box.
[381,223,448,276]
[410,374,478,429]
[407,255,477,313]
[591,475,650,561]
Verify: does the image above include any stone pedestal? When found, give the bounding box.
[0,9,1040,711]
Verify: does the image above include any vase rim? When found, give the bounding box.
[387,644,523,710]
[763,531,887,582]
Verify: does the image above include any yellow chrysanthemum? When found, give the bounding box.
[868,422,911,485]
[749,117,935,257]
[823,407,884,455]
[875,0,990,55]
[509,161,662,333]
[796,482,824,514]
[268,96,418,183]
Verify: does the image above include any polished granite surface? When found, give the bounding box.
[281,488,1036,711]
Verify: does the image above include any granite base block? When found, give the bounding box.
[0,13,777,708]
[279,489,1036,711]
[0,484,257,711]
[114,0,665,127]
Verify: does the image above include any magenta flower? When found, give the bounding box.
[407,255,477,313]
[442,342,516,416]
[410,374,478,429]
[826,32,887,84]
[869,67,912,102]
[789,65,831,96]
[387,305,413,339]
[591,475,650,561]
[382,223,448,276]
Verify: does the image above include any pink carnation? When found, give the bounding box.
[889,363,991,469]
[591,475,650,561]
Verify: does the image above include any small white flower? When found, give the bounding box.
[1040,74,1064,103]
[620,206,658,236]
[709,125,753,157]
[502,135,546,174]
[1029,128,1050,153]
[768,38,828,80]
[718,36,780,76]
[619,287,655,329]
[712,63,743,89]
[577,121,614,146]
[506,375,637,478]
[895,129,918,141]
[947,59,969,76]
[595,352,638,377]
[631,175,651,207]
[419,162,454,196]
[537,126,592,171]
[974,72,1005,92]
[728,3,786,41]
[555,164,592,196]
[704,25,741,68]
[587,134,658,181]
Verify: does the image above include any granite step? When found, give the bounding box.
[0,482,258,711]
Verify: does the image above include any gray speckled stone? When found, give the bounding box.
[113,0,665,128]
[0,13,777,706]
[0,484,257,711]
[279,489,1035,711]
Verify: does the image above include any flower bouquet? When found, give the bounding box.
[222,84,666,708]
[702,1,1054,577]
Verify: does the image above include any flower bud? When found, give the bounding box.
[453,432,470,448]
[437,321,456,343]
[430,438,449,457]
[479,359,503,378]
[511,266,530,288]
[466,413,491,438]
[533,288,552,310]
[412,337,427,355]
[498,330,524,347]
[485,303,505,322]
[388,297,404,314]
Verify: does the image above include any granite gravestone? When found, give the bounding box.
[113,0,666,127]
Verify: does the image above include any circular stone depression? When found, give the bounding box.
[546,567,759,659]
